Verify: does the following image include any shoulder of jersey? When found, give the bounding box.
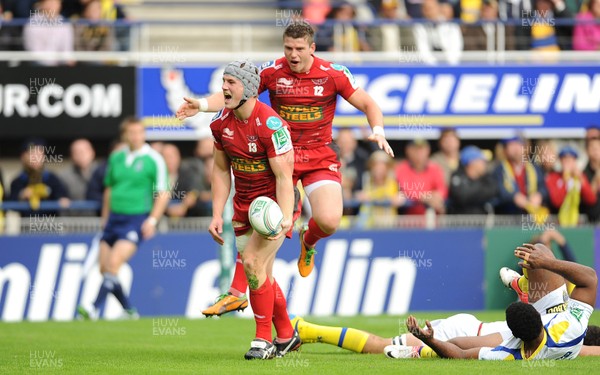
[254,103,284,131]
[210,108,230,124]
[259,58,285,74]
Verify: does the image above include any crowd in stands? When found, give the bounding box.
[4,128,600,228]
[1,0,599,59]
[0,0,128,59]
[304,0,600,58]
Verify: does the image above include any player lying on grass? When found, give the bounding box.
[390,243,597,360]
[208,60,300,360]
[290,243,600,357]
[177,21,394,317]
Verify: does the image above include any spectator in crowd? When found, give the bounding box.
[546,146,596,226]
[573,0,600,50]
[412,0,463,64]
[149,141,165,153]
[356,150,402,227]
[462,0,517,50]
[430,128,460,186]
[586,125,600,140]
[493,136,548,215]
[531,139,558,177]
[2,0,37,18]
[23,0,74,66]
[337,128,370,215]
[9,138,69,217]
[395,138,447,215]
[448,145,498,214]
[369,0,415,52]
[178,137,214,216]
[74,0,114,52]
[337,128,370,193]
[86,139,124,215]
[584,137,600,222]
[304,0,332,24]
[59,139,98,201]
[531,229,576,262]
[526,0,573,51]
[315,1,372,51]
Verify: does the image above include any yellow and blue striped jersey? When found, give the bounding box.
[479,299,593,360]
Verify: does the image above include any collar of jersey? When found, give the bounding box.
[521,329,547,360]
[125,143,151,166]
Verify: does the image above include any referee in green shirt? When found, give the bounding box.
[78,117,170,320]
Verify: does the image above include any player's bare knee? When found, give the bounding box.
[315,214,340,234]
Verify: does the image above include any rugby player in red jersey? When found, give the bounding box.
[208,60,300,359]
[177,21,394,316]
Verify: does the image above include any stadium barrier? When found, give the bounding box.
[0,229,486,322]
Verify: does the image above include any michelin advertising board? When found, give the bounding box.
[0,230,483,321]
[139,64,600,140]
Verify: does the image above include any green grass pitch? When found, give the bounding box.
[2,311,600,374]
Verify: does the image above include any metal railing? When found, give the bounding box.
[0,200,591,234]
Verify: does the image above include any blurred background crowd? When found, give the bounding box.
[3,128,600,229]
[0,0,599,65]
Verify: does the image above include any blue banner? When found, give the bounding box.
[0,229,484,321]
[138,64,600,139]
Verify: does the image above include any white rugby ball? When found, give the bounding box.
[249,196,283,237]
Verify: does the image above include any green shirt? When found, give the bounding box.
[104,144,168,215]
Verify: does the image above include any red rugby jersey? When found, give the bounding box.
[259,55,358,148]
[210,101,293,214]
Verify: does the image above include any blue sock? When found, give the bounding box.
[93,273,115,310]
[110,276,131,310]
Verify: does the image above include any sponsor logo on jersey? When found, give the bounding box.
[278,105,323,122]
[255,117,262,127]
[569,304,584,321]
[272,128,292,155]
[312,77,329,85]
[545,302,567,314]
[319,65,330,71]
[246,135,258,142]
[266,116,283,130]
[328,164,338,172]
[230,157,269,173]
[223,127,234,139]
[277,78,295,87]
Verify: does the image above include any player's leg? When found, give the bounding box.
[77,240,111,320]
[291,315,373,353]
[295,145,342,277]
[503,244,567,312]
[241,231,282,360]
[104,239,138,317]
[202,221,249,317]
[298,182,342,276]
[264,250,301,357]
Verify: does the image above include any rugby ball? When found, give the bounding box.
[249,196,283,237]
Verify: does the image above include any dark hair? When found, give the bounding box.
[283,21,315,45]
[584,325,600,346]
[506,302,543,342]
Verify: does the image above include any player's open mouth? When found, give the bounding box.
[224,93,232,103]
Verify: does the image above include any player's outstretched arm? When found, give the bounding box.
[176,92,225,120]
[406,316,480,359]
[208,147,231,245]
[515,243,598,306]
[346,88,394,157]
